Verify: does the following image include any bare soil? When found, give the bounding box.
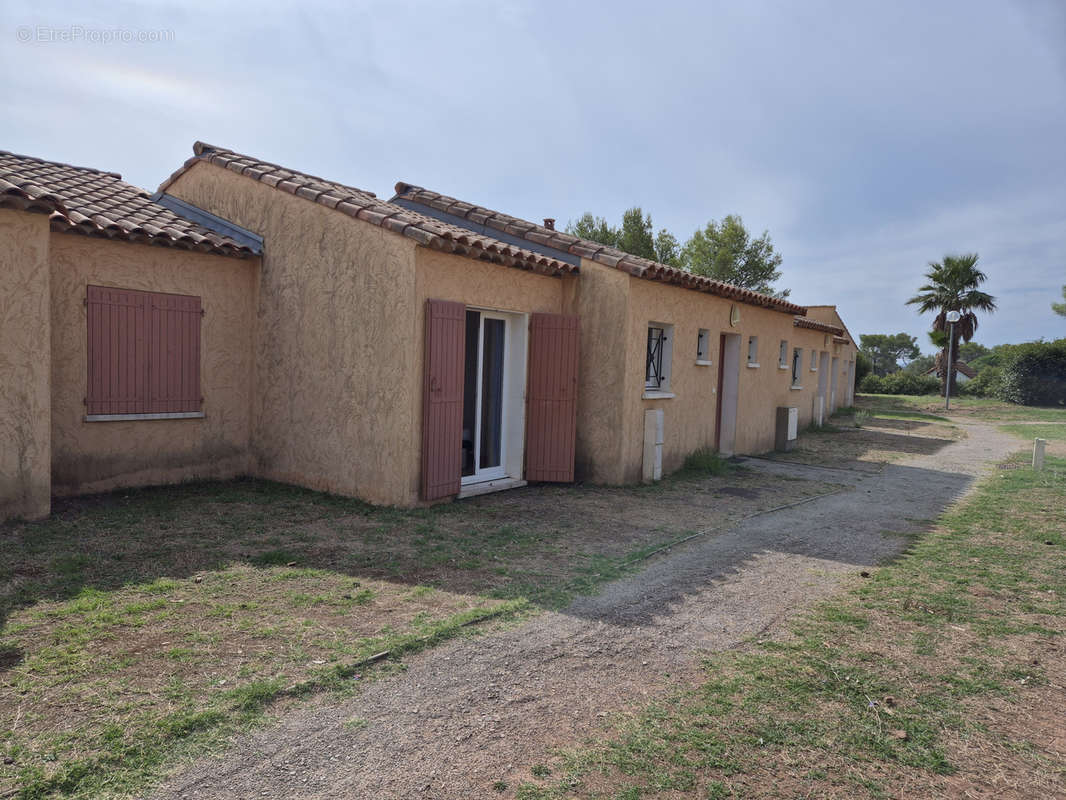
[152,421,1022,799]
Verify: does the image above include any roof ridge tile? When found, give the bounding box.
[163,144,575,277]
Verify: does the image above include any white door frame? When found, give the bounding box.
[461,308,527,486]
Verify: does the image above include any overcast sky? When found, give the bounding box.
[3,0,1064,352]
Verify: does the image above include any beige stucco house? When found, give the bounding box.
[0,151,258,522]
[0,143,856,521]
[390,183,858,483]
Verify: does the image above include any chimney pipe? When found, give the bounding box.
[543,218,555,230]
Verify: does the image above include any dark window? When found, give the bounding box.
[646,326,667,388]
[696,329,710,361]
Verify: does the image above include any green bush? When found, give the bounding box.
[859,374,883,393]
[999,339,1066,406]
[859,372,939,396]
[958,365,1003,398]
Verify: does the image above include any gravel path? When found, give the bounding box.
[154,420,1019,800]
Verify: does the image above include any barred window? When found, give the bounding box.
[646,326,666,389]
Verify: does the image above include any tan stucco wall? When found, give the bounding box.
[804,306,859,408]
[413,249,568,499]
[0,209,52,520]
[167,163,421,506]
[49,235,257,495]
[562,262,630,483]
[576,259,855,482]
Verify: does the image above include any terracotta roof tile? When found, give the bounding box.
[393,183,805,315]
[156,143,576,279]
[0,150,253,257]
[793,317,845,336]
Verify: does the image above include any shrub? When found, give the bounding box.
[958,365,1003,398]
[859,372,939,396]
[859,374,883,393]
[999,339,1066,406]
[882,372,941,395]
[855,351,873,383]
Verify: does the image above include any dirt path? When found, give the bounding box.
[154,420,1019,799]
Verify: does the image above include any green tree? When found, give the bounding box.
[956,341,989,363]
[903,353,937,375]
[859,333,921,376]
[565,213,619,248]
[1053,285,1066,317]
[617,207,657,261]
[906,253,997,398]
[969,342,1019,371]
[680,214,788,297]
[855,351,873,383]
[654,229,681,267]
[566,208,679,265]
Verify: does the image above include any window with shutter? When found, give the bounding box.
[86,286,203,419]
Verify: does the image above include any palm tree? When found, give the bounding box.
[906,254,996,398]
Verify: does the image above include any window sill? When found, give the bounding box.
[85,412,205,422]
[746,363,760,369]
[790,386,804,391]
[778,364,789,370]
[695,359,712,367]
[642,390,676,400]
[810,367,819,372]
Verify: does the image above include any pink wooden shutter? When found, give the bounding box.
[148,292,202,413]
[525,313,580,483]
[86,286,149,415]
[421,299,466,500]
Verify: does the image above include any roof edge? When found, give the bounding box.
[394,182,805,315]
[162,143,578,278]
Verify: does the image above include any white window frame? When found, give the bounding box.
[696,328,711,365]
[810,349,819,371]
[644,322,674,397]
[779,340,789,369]
[747,335,759,368]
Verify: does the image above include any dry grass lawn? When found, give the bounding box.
[1,459,837,798]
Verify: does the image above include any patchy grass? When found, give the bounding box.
[1001,421,1066,460]
[840,405,952,424]
[766,408,964,470]
[678,448,732,477]
[1000,423,1066,443]
[857,393,1066,422]
[517,453,1066,799]
[1,468,837,798]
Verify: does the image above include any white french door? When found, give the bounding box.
[461,310,509,484]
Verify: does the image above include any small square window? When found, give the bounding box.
[696,328,710,363]
[747,336,759,366]
[645,323,673,391]
[792,347,803,387]
[810,350,818,371]
[779,340,789,368]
